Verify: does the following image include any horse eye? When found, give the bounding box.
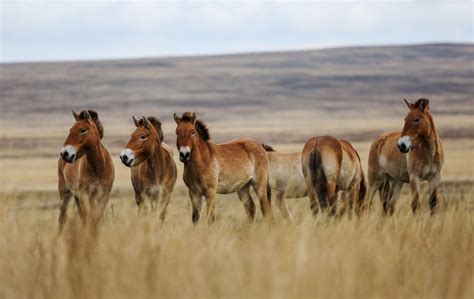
[140,135,147,140]
[80,128,87,134]
[192,131,196,136]
[414,118,421,123]
[176,132,180,136]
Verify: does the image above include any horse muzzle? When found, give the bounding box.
[179,146,191,162]
[397,136,411,153]
[120,149,135,167]
[179,151,190,162]
[60,145,77,163]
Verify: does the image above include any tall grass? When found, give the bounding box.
[1,185,472,299]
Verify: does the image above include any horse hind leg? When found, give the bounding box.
[275,190,292,221]
[428,174,441,214]
[385,181,404,216]
[237,182,256,221]
[251,175,272,220]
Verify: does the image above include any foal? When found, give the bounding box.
[368,98,444,214]
[58,110,114,232]
[263,144,307,221]
[120,116,177,220]
[301,136,366,216]
[174,112,272,223]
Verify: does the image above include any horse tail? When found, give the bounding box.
[309,145,328,203]
[358,173,367,208]
[266,175,272,203]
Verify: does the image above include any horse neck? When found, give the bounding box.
[84,137,107,174]
[187,137,212,168]
[145,141,166,179]
[418,112,442,158]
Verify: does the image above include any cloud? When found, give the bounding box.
[1,0,472,62]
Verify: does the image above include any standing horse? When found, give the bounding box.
[368,98,444,215]
[301,136,366,216]
[58,110,115,232]
[263,144,307,221]
[120,116,177,220]
[174,112,272,223]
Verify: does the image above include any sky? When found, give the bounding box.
[0,0,472,63]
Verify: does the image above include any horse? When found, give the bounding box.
[58,110,115,233]
[262,144,307,221]
[120,116,177,220]
[173,112,272,223]
[367,98,444,215]
[301,136,366,216]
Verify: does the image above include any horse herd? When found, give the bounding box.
[58,98,444,232]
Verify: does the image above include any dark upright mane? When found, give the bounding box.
[262,144,275,152]
[181,112,211,141]
[79,110,104,139]
[414,98,429,110]
[137,117,164,141]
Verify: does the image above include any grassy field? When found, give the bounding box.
[1,44,473,298]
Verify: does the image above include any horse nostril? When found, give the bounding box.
[63,151,69,157]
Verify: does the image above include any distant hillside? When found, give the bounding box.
[1,43,473,142]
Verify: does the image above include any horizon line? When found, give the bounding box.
[1,41,472,66]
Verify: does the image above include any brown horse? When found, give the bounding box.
[120,116,177,220]
[58,110,115,232]
[174,112,272,223]
[263,144,307,221]
[302,136,366,216]
[368,98,444,215]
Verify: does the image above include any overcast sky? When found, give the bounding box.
[1,0,472,63]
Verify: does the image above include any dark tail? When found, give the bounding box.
[309,147,328,208]
[266,176,272,203]
[262,144,275,152]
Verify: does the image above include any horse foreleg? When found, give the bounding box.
[189,190,203,224]
[58,190,72,234]
[77,192,92,226]
[92,193,109,226]
[410,176,421,214]
[204,190,217,223]
[237,183,256,222]
[157,190,171,222]
[386,182,404,216]
[428,174,441,214]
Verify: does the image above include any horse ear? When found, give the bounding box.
[173,113,181,124]
[142,116,152,129]
[83,110,91,120]
[418,98,429,112]
[72,110,80,121]
[132,116,139,127]
[404,99,414,110]
[190,112,197,124]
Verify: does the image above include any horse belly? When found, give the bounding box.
[216,164,253,194]
[284,178,308,198]
[379,154,410,183]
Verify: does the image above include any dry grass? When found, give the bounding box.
[1,182,473,299]
[1,44,473,298]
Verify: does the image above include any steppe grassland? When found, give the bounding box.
[0,120,473,299]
